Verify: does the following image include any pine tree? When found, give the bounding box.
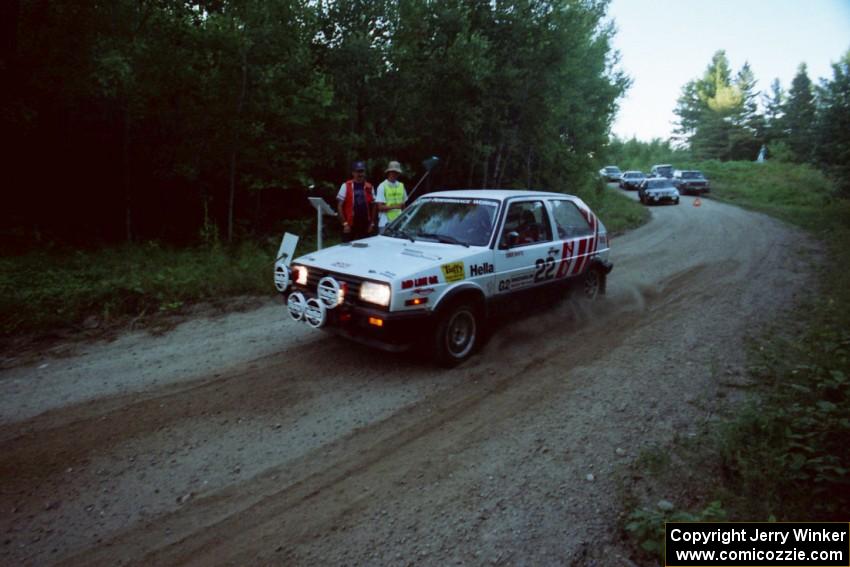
[784,63,817,162]
[815,50,850,194]
[762,78,785,144]
[674,50,764,160]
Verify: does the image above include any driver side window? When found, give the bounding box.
[500,201,552,248]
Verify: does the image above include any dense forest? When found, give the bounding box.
[670,49,850,187]
[1,0,627,247]
[606,49,850,191]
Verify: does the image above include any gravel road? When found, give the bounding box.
[0,188,819,566]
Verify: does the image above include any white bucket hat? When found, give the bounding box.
[385,161,403,174]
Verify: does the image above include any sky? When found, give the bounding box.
[607,0,850,141]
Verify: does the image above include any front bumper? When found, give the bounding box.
[645,193,678,203]
[287,289,434,352]
[678,184,710,194]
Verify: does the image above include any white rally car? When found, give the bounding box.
[275,190,612,365]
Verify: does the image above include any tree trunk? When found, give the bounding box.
[123,108,132,242]
[525,147,534,188]
[491,141,504,189]
[228,48,249,243]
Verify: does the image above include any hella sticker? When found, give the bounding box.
[469,262,494,277]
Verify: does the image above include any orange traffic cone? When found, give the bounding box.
[693,196,702,207]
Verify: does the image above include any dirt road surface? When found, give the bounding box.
[1,189,818,566]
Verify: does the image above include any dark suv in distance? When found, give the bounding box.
[672,170,711,194]
[618,171,646,190]
[649,164,674,179]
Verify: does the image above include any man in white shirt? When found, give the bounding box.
[374,161,407,232]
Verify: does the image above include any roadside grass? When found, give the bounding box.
[0,218,335,339]
[623,160,850,563]
[0,241,274,338]
[580,181,650,235]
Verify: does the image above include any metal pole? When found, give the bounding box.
[317,207,323,250]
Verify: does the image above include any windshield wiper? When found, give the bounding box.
[385,226,415,242]
[416,232,470,247]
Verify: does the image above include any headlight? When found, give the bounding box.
[359,281,391,307]
[293,265,308,286]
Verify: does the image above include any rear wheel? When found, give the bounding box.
[433,301,480,366]
[580,267,603,301]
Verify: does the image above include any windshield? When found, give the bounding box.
[625,172,645,178]
[386,197,498,247]
[682,171,704,179]
[606,167,621,173]
[647,179,674,189]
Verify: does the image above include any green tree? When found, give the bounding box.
[763,78,785,144]
[784,63,817,162]
[815,50,850,194]
[674,50,764,161]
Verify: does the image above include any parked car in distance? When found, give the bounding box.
[638,178,680,205]
[599,166,622,182]
[275,190,612,366]
[672,170,711,194]
[618,171,646,190]
[649,164,674,179]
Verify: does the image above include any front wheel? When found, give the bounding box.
[433,302,480,366]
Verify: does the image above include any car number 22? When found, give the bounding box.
[534,256,555,283]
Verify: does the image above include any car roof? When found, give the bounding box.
[424,189,579,202]
[624,170,644,174]
[652,164,672,168]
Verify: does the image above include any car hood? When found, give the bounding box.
[292,235,482,281]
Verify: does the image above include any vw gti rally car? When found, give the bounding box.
[274,190,612,366]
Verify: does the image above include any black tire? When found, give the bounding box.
[674,198,680,205]
[433,301,480,366]
[580,267,603,301]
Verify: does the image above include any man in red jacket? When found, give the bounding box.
[336,160,375,242]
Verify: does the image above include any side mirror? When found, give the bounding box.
[506,231,519,247]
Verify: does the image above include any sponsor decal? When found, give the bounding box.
[497,273,534,293]
[331,261,351,268]
[380,270,397,278]
[402,275,440,289]
[547,246,560,257]
[469,262,494,277]
[556,240,576,278]
[506,250,524,258]
[426,197,498,207]
[441,261,465,283]
[412,287,436,295]
[555,211,599,279]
